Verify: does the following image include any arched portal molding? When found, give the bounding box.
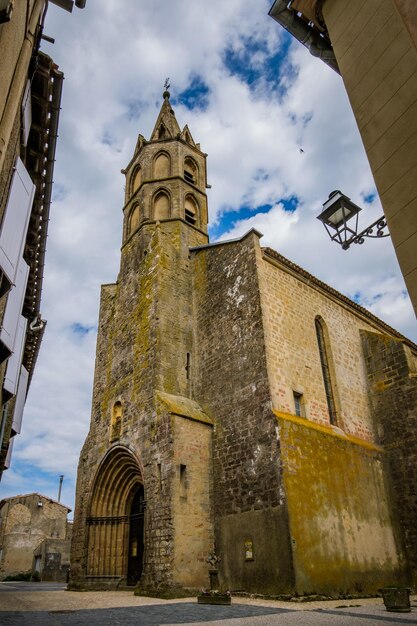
[86,446,145,581]
[88,445,144,518]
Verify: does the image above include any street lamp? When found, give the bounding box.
[317,190,389,250]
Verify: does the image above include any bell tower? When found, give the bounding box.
[121,87,209,247]
[70,89,213,593]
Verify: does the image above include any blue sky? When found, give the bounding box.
[1,0,416,514]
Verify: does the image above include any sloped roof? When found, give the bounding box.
[150,90,181,141]
[0,492,71,512]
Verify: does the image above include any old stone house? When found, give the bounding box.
[0,492,71,581]
[70,90,417,596]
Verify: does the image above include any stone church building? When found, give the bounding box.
[70,90,417,595]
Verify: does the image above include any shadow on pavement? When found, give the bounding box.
[0,603,292,625]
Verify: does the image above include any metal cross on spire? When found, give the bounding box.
[164,77,170,91]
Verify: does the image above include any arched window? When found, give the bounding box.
[184,157,198,185]
[129,204,140,234]
[110,401,123,442]
[158,124,167,140]
[184,195,198,225]
[315,317,338,425]
[132,167,142,194]
[153,152,170,178]
[153,190,170,220]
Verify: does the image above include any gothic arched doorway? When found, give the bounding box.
[86,447,145,585]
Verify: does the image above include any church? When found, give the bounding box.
[69,89,417,596]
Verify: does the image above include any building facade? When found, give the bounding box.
[269,0,417,319]
[0,0,86,476]
[0,492,71,581]
[69,94,417,595]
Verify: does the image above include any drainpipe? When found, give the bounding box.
[268,0,340,74]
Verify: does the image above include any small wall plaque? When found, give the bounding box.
[244,538,254,561]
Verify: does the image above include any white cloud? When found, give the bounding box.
[1,0,415,511]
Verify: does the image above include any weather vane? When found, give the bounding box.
[164,77,170,91]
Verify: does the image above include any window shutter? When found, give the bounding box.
[0,258,29,362]
[21,81,32,147]
[0,157,34,292]
[3,315,27,399]
[11,366,29,436]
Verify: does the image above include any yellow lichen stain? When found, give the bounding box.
[375,380,390,392]
[276,413,402,593]
[132,228,160,402]
[274,410,382,453]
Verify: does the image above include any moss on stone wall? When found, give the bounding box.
[276,411,407,595]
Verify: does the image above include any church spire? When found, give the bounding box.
[150,82,181,141]
[121,85,209,243]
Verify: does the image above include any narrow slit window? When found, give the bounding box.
[293,391,305,418]
[315,317,337,425]
[180,464,187,499]
[157,463,162,490]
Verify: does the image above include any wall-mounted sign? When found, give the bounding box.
[244,538,254,561]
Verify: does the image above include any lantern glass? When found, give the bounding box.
[318,191,361,231]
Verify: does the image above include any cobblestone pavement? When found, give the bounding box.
[0,583,416,626]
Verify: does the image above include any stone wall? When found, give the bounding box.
[0,494,69,580]
[258,249,381,440]
[192,231,294,594]
[34,537,71,582]
[70,219,211,591]
[277,411,407,594]
[362,331,417,587]
[70,226,168,588]
[257,248,412,593]
[72,217,416,594]
[171,410,213,588]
